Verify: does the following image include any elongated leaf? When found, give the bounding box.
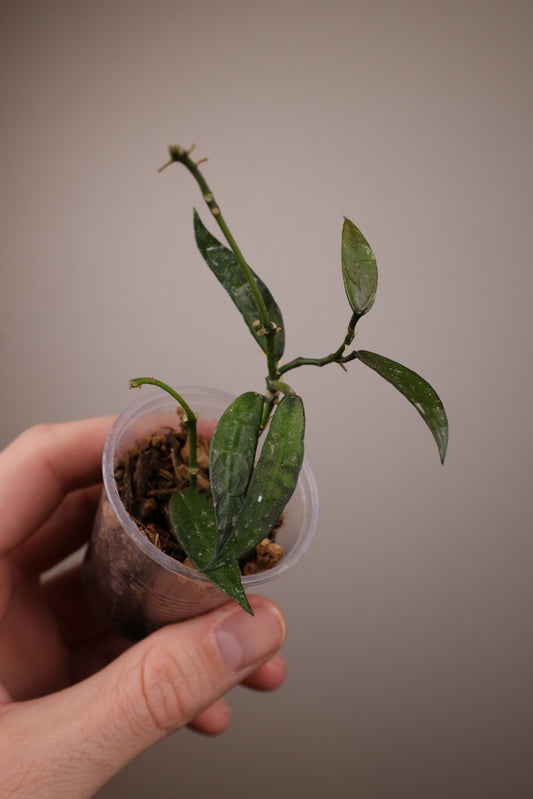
[194,210,285,360]
[169,488,217,569]
[203,560,252,615]
[356,350,448,463]
[209,392,264,551]
[211,395,305,568]
[168,489,252,614]
[341,217,378,318]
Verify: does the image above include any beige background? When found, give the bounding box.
[1,0,532,797]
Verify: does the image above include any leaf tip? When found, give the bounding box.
[438,426,449,465]
[242,598,254,616]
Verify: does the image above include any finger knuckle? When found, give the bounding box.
[16,422,62,451]
[135,642,215,734]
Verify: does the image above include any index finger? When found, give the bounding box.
[0,417,115,555]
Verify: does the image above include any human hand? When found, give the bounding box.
[0,419,287,798]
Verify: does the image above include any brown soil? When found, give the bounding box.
[114,429,283,575]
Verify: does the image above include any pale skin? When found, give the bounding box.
[0,418,287,798]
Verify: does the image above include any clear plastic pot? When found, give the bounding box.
[83,386,319,640]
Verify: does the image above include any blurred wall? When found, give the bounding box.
[1,0,532,797]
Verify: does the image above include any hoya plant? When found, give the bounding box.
[130,144,448,614]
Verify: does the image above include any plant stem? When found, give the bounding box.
[160,146,278,382]
[267,379,296,395]
[279,312,360,375]
[129,377,199,491]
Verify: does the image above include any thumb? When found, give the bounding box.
[0,595,286,799]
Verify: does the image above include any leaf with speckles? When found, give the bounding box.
[168,488,252,614]
[209,392,264,552]
[210,395,305,568]
[203,559,252,614]
[194,210,285,360]
[341,217,378,320]
[356,350,448,463]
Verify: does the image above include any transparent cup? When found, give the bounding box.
[83,386,319,640]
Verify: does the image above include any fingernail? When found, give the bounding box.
[216,602,286,673]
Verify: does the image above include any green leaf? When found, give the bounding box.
[356,350,448,463]
[168,489,252,614]
[169,488,217,569]
[211,395,305,568]
[203,560,253,615]
[209,392,265,552]
[194,210,285,360]
[341,217,378,319]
